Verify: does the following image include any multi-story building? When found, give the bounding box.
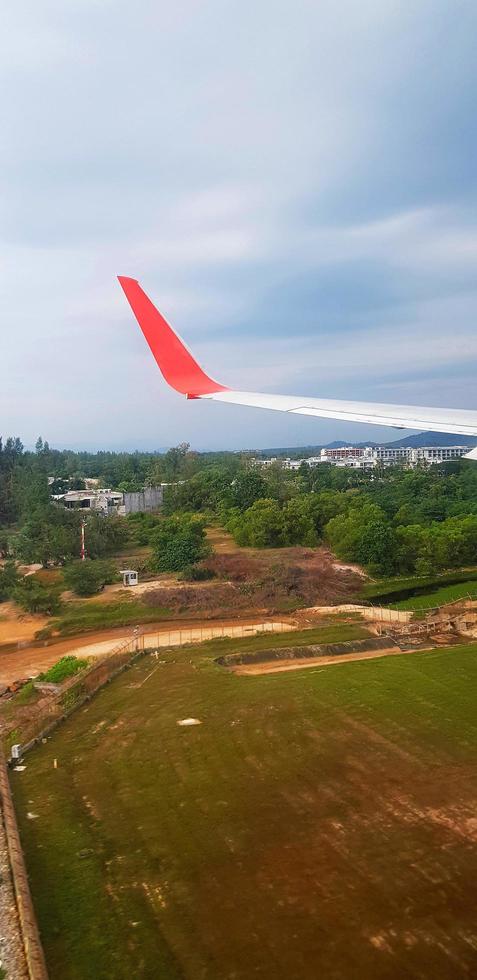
[250,444,472,471]
[373,446,413,465]
[409,446,469,464]
[320,446,366,462]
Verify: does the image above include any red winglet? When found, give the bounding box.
[118,277,228,397]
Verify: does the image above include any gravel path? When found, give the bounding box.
[0,809,28,979]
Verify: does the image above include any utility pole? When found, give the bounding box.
[80,519,86,561]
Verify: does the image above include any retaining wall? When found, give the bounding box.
[216,636,401,667]
[0,754,48,980]
[308,603,413,623]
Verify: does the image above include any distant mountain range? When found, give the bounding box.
[324,432,477,449]
[252,432,477,458]
[382,431,477,449]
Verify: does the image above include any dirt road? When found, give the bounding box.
[0,615,295,685]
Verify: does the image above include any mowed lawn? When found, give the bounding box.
[391,581,477,611]
[11,640,477,980]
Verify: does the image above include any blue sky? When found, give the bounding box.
[2,0,477,450]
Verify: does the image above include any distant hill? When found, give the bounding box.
[326,433,477,450]
[248,431,477,458]
[385,431,477,449]
[324,440,380,449]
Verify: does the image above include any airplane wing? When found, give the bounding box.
[118,276,477,455]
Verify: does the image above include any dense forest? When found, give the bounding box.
[2,435,477,596]
[163,452,477,576]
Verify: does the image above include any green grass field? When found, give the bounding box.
[11,637,477,979]
[391,581,477,611]
[44,598,171,637]
[361,568,477,604]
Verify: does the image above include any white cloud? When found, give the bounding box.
[1,0,477,448]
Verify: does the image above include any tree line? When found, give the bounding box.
[163,458,477,576]
[3,434,477,583]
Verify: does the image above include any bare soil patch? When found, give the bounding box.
[233,645,422,674]
[0,602,49,647]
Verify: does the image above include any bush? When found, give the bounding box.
[127,512,163,546]
[12,577,62,615]
[63,559,118,596]
[228,499,287,547]
[180,565,217,582]
[150,515,211,572]
[0,560,20,601]
[38,655,88,684]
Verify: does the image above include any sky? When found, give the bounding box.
[1,0,477,451]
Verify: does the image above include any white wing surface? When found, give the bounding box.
[118,277,477,449]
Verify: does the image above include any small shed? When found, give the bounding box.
[120,569,139,587]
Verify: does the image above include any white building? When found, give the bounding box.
[53,488,124,515]
[250,444,472,471]
[373,446,413,464]
[409,446,469,464]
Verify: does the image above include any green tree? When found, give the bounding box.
[282,496,320,547]
[12,578,62,615]
[0,436,24,524]
[230,470,268,512]
[164,465,235,514]
[0,561,20,601]
[150,515,211,572]
[127,512,163,546]
[229,499,287,547]
[63,559,117,596]
[354,521,399,575]
[395,524,427,573]
[13,508,80,566]
[325,502,386,561]
[82,514,130,558]
[263,461,298,503]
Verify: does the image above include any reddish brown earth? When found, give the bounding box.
[0,614,298,685]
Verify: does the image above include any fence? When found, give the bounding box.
[307,602,413,624]
[362,606,413,624]
[4,631,145,754]
[139,620,291,649]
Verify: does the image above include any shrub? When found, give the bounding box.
[142,583,239,612]
[38,655,88,684]
[12,577,62,615]
[63,559,118,596]
[0,559,20,601]
[180,565,217,581]
[227,499,287,547]
[204,553,267,582]
[127,512,163,546]
[150,515,211,572]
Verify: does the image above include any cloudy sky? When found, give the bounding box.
[2,0,477,451]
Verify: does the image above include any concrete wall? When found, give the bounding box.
[308,603,413,623]
[0,754,48,979]
[124,486,163,514]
